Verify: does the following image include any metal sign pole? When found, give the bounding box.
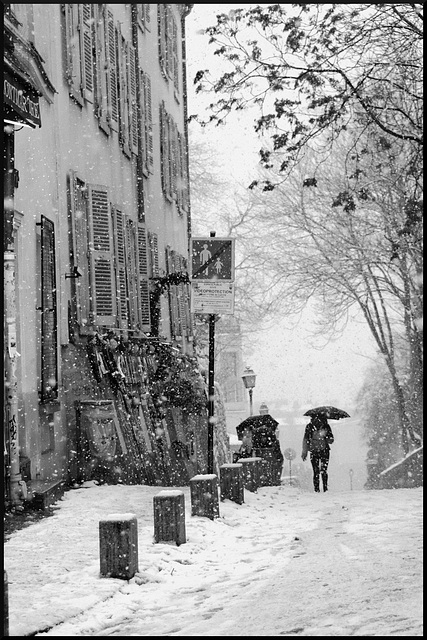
[207,313,215,475]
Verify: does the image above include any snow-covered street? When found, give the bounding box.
[4,482,423,636]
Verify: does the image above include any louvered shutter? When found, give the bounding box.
[106,9,119,132]
[81,4,94,103]
[160,103,171,198]
[68,172,91,330]
[137,225,151,330]
[145,73,153,170]
[139,69,148,176]
[88,184,116,326]
[127,44,139,155]
[172,17,179,94]
[171,120,178,201]
[112,206,128,328]
[125,220,140,328]
[181,256,193,338]
[148,231,159,278]
[166,6,173,80]
[158,5,167,78]
[63,4,83,104]
[94,5,109,133]
[118,32,130,156]
[180,131,190,213]
[176,254,186,337]
[40,216,58,402]
[144,4,151,29]
[165,246,179,339]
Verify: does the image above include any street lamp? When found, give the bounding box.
[242,366,256,416]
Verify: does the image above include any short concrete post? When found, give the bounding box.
[99,513,138,580]
[238,457,263,492]
[254,449,274,486]
[153,490,186,546]
[190,474,219,520]
[4,571,9,637]
[219,463,244,504]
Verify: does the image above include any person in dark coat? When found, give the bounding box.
[301,415,334,492]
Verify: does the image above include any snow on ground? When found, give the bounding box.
[4,482,423,637]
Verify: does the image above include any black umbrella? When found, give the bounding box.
[303,406,350,420]
[236,414,279,438]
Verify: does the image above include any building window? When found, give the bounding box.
[40,216,58,402]
[140,69,153,175]
[68,173,151,334]
[160,103,189,212]
[62,4,94,106]
[158,4,179,91]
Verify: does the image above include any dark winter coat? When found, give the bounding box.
[302,419,334,458]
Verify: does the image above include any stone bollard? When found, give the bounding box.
[237,457,263,492]
[153,490,186,546]
[190,474,219,520]
[219,463,244,504]
[4,570,9,637]
[254,449,274,486]
[99,513,138,580]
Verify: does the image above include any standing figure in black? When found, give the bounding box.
[301,415,334,492]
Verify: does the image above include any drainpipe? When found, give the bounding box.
[4,126,26,507]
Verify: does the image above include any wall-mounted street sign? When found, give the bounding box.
[190,237,235,282]
[191,281,235,315]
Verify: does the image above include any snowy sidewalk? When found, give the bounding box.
[4,482,423,636]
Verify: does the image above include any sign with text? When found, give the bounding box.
[190,237,235,282]
[191,281,235,315]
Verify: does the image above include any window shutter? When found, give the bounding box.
[181,256,193,338]
[145,73,153,170]
[158,5,167,78]
[68,172,91,330]
[118,32,130,156]
[81,4,94,103]
[144,4,151,30]
[175,253,185,337]
[171,120,178,201]
[137,225,151,330]
[160,103,171,198]
[63,4,83,104]
[148,231,159,278]
[40,216,58,402]
[127,44,139,156]
[87,184,116,326]
[125,219,140,328]
[94,5,109,133]
[106,9,119,131]
[172,17,179,95]
[166,6,173,80]
[112,206,128,328]
[165,246,180,339]
[139,69,148,176]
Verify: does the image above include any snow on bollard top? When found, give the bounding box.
[156,490,184,497]
[190,474,217,481]
[100,513,137,522]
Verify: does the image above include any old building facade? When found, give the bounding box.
[3,4,215,509]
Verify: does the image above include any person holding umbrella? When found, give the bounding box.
[301,414,335,492]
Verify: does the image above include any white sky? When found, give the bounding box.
[5,481,423,636]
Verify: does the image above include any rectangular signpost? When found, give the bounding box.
[190,234,235,474]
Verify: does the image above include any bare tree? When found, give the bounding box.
[192,4,423,194]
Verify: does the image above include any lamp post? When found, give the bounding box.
[242,366,256,416]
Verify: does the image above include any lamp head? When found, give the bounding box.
[241,366,256,389]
